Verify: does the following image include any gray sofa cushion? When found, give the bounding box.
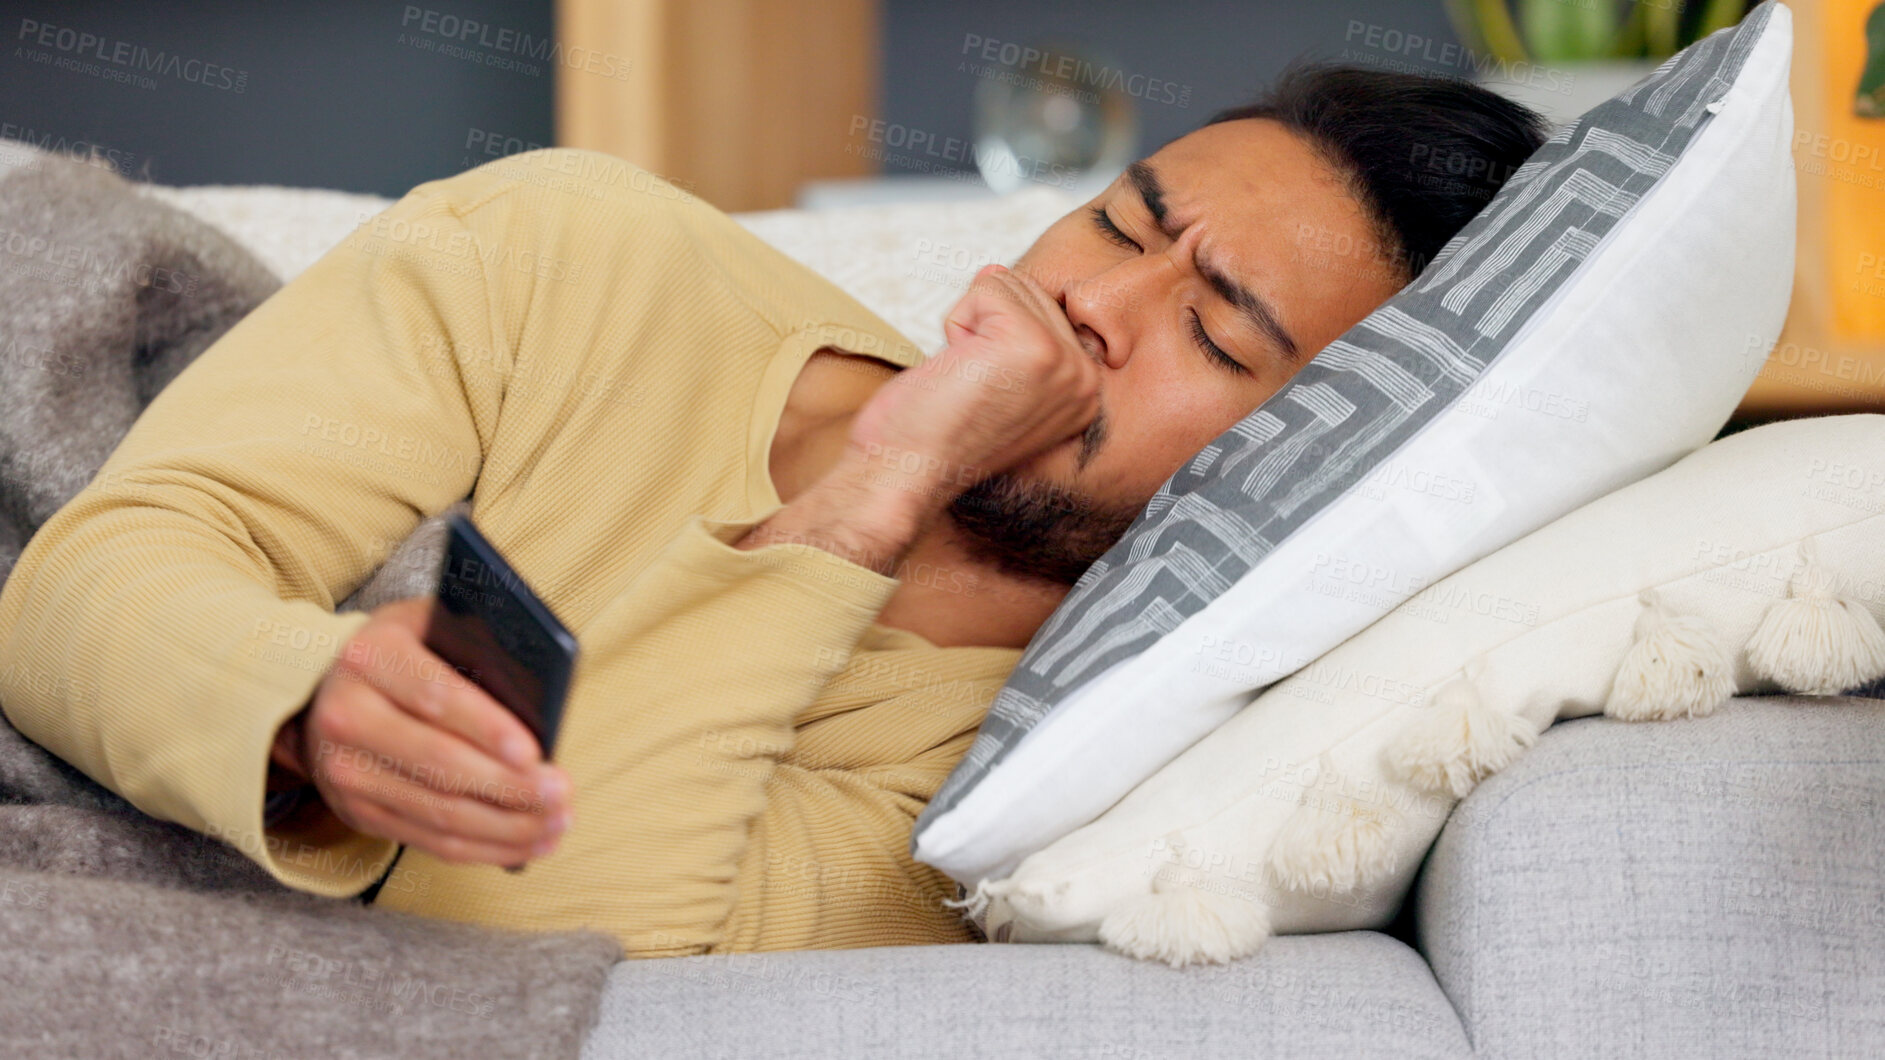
[1413,695,1885,1059]
[582,932,1471,1060]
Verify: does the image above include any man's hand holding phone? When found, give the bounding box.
[271,596,573,869]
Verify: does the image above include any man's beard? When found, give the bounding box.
[941,415,1144,587]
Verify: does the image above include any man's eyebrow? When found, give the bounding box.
[1126,159,1302,364]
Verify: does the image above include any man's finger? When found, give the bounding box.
[312,687,562,813]
[942,276,999,346]
[342,765,562,851]
[344,793,547,867]
[992,265,1085,349]
[345,623,546,770]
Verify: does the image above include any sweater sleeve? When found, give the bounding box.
[367,507,932,954]
[0,175,513,897]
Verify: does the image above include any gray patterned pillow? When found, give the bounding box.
[913,0,1798,886]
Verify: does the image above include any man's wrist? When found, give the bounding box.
[825,443,953,532]
[836,438,981,522]
[734,448,935,577]
[267,707,313,787]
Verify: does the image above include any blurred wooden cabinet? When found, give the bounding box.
[553,0,880,212]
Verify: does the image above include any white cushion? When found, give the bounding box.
[977,413,1885,964]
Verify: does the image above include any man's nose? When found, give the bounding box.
[1058,282,1113,365]
[1063,260,1162,370]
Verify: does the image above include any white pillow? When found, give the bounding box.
[969,413,1885,965]
[912,0,1798,889]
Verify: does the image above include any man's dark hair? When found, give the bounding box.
[1205,61,1552,282]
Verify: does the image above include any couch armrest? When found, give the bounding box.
[1412,696,1885,1059]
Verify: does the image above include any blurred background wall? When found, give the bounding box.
[0,0,555,195]
[2,0,1874,416]
[0,0,1458,203]
[878,0,1459,181]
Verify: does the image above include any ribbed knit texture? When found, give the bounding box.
[0,147,1024,956]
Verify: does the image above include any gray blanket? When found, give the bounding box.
[0,152,621,1059]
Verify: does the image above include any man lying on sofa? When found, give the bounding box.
[0,64,1546,957]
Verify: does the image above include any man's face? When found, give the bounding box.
[944,116,1409,586]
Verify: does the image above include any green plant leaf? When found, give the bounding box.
[1612,0,1649,57]
[1859,0,1885,116]
[1563,0,1622,60]
[1695,0,1750,37]
[1473,0,1532,63]
[1442,0,1493,56]
[1646,0,1684,57]
[1518,0,1568,60]
[1520,0,1622,61]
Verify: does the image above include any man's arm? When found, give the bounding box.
[731,443,934,576]
[353,446,1002,953]
[260,439,934,855]
[360,247,1096,953]
[0,161,520,897]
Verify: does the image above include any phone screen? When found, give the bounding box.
[423,512,579,760]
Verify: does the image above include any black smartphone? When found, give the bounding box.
[423,511,579,762]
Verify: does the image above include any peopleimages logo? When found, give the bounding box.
[1342,20,1576,94]
[14,19,248,92]
[845,115,1082,189]
[398,6,633,80]
[959,33,1192,108]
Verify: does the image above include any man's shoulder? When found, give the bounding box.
[420,147,928,367]
[426,147,706,218]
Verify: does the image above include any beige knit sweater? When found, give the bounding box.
[0,147,1022,957]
